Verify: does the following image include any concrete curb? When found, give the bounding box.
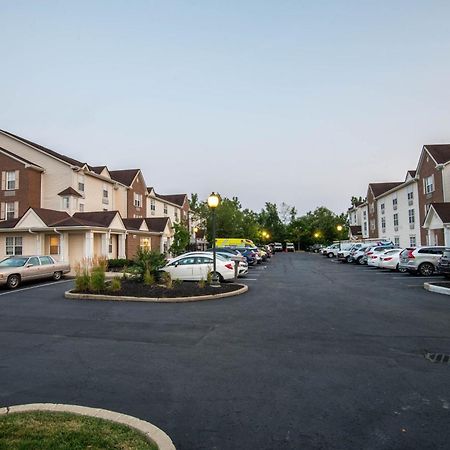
[424,282,450,296]
[65,283,248,303]
[0,403,175,450]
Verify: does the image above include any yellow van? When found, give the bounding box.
[215,238,256,248]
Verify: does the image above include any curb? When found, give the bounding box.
[0,403,175,450]
[424,282,450,296]
[65,283,248,303]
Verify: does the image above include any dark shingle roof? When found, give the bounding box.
[0,129,85,167]
[32,208,71,226]
[90,166,107,175]
[349,225,362,236]
[0,218,20,228]
[408,170,417,178]
[430,203,450,223]
[70,211,119,227]
[155,193,187,207]
[424,145,450,164]
[0,146,43,169]
[369,182,403,198]
[109,169,140,187]
[144,217,170,233]
[57,187,83,197]
[123,218,146,231]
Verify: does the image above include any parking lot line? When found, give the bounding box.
[242,278,259,281]
[0,279,73,297]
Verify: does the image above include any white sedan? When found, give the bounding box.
[162,253,236,281]
[379,248,405,272]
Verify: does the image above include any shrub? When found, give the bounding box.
[160,271,173,289]
[143,270,155,286]
[198,278,206,289]
[173,278,183,288]
[109,277,121,292]
[90,266,106,293]
[75,269,90,292]
[107,259,133,271]
[133,248,166,282]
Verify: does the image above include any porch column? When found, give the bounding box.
[35,235,42,255]
[118,234,126,259]
[445,226,450,247]
[85,231,94,259]
[59,232,68,262]
[160,236,165,253]
[101,233,109,258]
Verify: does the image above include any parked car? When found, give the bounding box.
[322,243,341,258]
[399,246,446,276]
[360,244,396,265]
[235,248,258,266]
[367,248,395,267]
[273,242,283,252]
[307,244,324,253]
[350,245,374,264]
[0,255,70,289]
[285,242,295,252]
[207,247,256,266]
[162,253,235,281]
[378,248,405,272]
[437,248,450,278]
[185,251,248,276]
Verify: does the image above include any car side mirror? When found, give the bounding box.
[27,264,34,268]
[174,262,179,267]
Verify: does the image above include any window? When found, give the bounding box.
[6,236,22,255]
[164,204,168,215]
[28,257,40,266]
[49,236,60,255]
[408,209,415,224]
[394,237,400,246]
[78,175,85,192]
[393,213,399,227]
[392,197,398,210]
[407,187,414,205]
[79,203,84,212]
[102,185,109,204]
[6,171,16,190]
[109,237,113,254]
[174,210,178,221]
[409,235,416,246]
[363,222,367,233]
[424,175,434,194]
[140,237,150,251]
[380,203,385,215]
[381,217,386,232]
[62,197,70,209]
[6,202,15,220]
[134,193,142,207]
[39,256,54,265]
[363,210,367,219]
[150,199,156,214]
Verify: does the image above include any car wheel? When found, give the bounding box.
[53,271,62,281]
[209,271,224,283]
[7,274,20,289]
[419,262,434,276]
[357,257,365,265]
[327,252,334,258]
[396,264,407,273]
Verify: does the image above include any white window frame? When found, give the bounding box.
[381,217,386,232]
[408,209,415,224]
[49,235,60,255]
[380,203,385,215]
[134,193,142,208]
[409,235,416,246]
[424,175,434,194]
[6,236,22,255]
[164,204,168,215]
[6,171,16,190]
[62,196,70,209]
[79,203,84,212]
[393,213,399,227]
[78,175,85,193]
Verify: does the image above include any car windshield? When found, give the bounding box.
[0,257,28,267]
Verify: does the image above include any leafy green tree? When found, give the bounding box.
[170,222,190,256]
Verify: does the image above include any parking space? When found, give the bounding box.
[1,252,450,450]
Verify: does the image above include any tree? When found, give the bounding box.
[170,222,190,256]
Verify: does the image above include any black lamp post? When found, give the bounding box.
[208,192,220,287]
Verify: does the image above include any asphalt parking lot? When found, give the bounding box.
[1,253,450,449]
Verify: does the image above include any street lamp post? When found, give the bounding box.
[337,225,343,250]
[207,192,220,287]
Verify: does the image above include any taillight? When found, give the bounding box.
[384,257,392,261]
[225,263,233,270]
[367,252,373,256]
[371,255,377,259]
[407,250,415,259]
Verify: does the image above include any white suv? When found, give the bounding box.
[398,246,446,276]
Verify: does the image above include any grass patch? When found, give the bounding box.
[0,411,158,450]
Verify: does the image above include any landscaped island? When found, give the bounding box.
[0,411,157,450]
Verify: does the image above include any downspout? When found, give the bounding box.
[53,228,63,262]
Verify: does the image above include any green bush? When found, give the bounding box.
[107,259,133,271]
[109,277,122,292]
[143,270,155,286]
[160,271,173,289]
[133,248,166,282]
[75,269,90,292]
[90,266,106,293]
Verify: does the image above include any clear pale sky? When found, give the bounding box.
[2,1,450,215]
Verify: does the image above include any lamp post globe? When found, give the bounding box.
[207,192,221,287]
[336,225,343,250]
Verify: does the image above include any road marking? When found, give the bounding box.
[242,278,259,281]
[0,279,73,296]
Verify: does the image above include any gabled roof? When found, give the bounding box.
[32,208,71,226]
[369,182,403,198]
[349,225,362,236]
[0,129,85,167]
[71,211,120,227]
[0,218,20,228]
[90,165,107,175]
[423,145,450,165]
[407,170,417,178]
[123,218,147,231]
[155,193,187,207]
[57,187,83,197]
[147,186,154,193]
[428,203,450,224]
[144,217,170,233]
[109,169,140,187]
[0,146,44,170]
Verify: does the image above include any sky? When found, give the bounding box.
[2,0,450,216]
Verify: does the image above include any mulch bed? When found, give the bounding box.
[74,279,243,298]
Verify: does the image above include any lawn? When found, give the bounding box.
[0,411,158,450]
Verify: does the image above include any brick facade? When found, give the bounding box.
[127,172,147,219]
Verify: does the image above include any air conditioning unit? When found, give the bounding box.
[409,223,415,229]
